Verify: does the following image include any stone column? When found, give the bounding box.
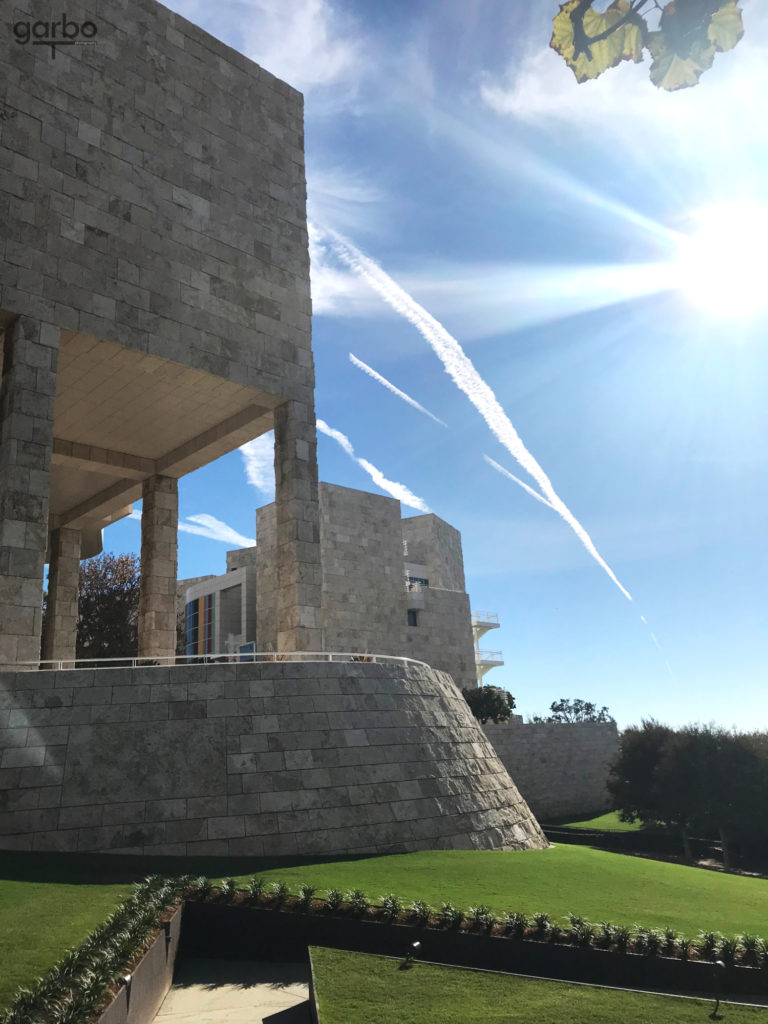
[0,317,59,668]
[41,527,81,665]
[138,475,178,660]
[273,400,323,652]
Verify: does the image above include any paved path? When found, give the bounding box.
[155,958,310,1023]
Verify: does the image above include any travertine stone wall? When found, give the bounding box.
[0,662,547,855]
[0,317,58,666]
[138,476,178,660]
[41,526,81,663]
[274,401,323,652]
[483,719,619,821]
[255,504,278,651]
[401,589,476,691]
[403,514,466,592]
[319,485,404,655]
[0,0,313,398]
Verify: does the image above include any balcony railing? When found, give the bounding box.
[405,576,429,592]
[476,649,503,664]
[471,611,499,625]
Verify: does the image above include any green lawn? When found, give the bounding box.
[311,948,768,1024]
[0,879,129,1011]
[228,845,767,939]
[3,844,767,1013]
[555,811,643,831]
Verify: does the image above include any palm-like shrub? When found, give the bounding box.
[597,921,616,949]
[269,881,290,904]
[298,883,316,910]
[410,899,432,924]
[195,876,212,899]
[440,902,465,928]
[347,889,370,915]
[739,933,763,967]
[247,876,266,901]
[663,928,679,956]
[613,924,633,953]
[325,888,344,912]
[505,911,528,938]
[698,931,723,961]
[532,911,551,938]
[719,936,742,966]
[380,893,402,920]
[220,877,237,901]
[678,936,696,960]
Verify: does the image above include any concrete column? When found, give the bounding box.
[41,527,81,665]
[273,400,323,652]
[138,475,178,660]
[0,317,59,668]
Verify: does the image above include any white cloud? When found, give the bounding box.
[239,431,275,497]
[316,418,431,513]
[326,228,632,602]
[349,353,447,426]
[126,509,254,547]
[240,0,364,96]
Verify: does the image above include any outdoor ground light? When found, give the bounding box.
[401,940,421,970]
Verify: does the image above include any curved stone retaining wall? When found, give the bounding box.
[0,661,546,855]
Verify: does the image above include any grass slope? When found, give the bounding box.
[0,880,128,1011]
[555,811,643,831]
[230,846,767,938]
[311,948,768,1024]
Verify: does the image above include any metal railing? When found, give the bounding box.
[4,651,432,672]
[472,611,499,625]
[476,649,503,663]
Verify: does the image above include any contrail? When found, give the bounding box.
[327,227,632,602]
[316,418,431,513]
[349,353,447,426]
[128,509,254,547]
[484,455,555,511]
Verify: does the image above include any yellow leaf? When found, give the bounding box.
[649,37,716,91]
[550,0,644,83]
[708,0,744,52]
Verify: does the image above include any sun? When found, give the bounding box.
[675,201,768,320]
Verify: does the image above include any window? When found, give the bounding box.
[407,609,418,627]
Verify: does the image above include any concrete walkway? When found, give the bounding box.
[155,958,310,1023]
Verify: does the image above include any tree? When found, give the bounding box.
[463,686,516,724]
[542,698,614,723]
[551,0,744,92]
[77,552,140,662]
[608,718,673,827]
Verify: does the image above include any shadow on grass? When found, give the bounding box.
[0,850,386,885]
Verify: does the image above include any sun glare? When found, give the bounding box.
[676,202,768,320]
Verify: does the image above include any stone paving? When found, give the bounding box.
[155,959,310,1023]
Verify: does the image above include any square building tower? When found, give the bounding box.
[0,0,322,664]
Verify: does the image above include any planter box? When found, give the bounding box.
[97,906,183,1024]
[179,902,768,1004]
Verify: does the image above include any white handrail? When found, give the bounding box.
[2,651,432,672]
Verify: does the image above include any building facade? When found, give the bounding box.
[0,0,321,668]
[182,483,480,690]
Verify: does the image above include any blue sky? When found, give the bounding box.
[106,0,768,730]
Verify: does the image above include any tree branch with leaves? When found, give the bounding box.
[551,0,744,91]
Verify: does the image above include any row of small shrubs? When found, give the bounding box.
[5,875,766,1023]
[0,875,189,1024]
[188,876,768,967]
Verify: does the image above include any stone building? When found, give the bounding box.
[182,483,479,690]
[0,0,548,856]
[0,0,321,669]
